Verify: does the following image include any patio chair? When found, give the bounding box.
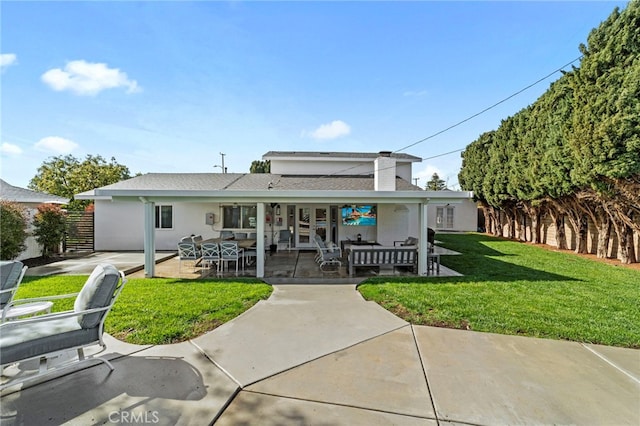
[220,241,244,276]
[243,246,257,267]
[234,232,248,240]
[247,232,257,240]
[394,235,434,253]
[1,261,54,322]
[219,230,234,240]
[201,242,221,277]
[0,263,126,390]
[313,235,342,272]
[178,242,201,274]
[1,261,26,316]
[277,229,292,252]
[394,236,418,247]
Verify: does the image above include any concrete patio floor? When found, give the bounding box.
[126,246,463,282]
[1,284,638,425]
[24,244,462,282]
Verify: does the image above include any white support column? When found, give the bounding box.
[142,198,156,278]
[256,202,265,278]
[418,202,429,275]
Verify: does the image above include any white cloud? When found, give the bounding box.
[0,53,17,70]
[35,136,79,154]
[41,60,141,96]
[1,142,23,155]
[308,120,351,140]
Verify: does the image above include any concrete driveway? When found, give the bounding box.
[1,284,638,425]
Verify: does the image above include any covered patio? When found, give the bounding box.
[128,245,463,282]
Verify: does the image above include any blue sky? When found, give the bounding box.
[1,1,629,190]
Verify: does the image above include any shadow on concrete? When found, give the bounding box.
[1,354,210,425]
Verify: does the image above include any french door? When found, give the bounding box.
[296,205,329,249]
[436,206,455,229]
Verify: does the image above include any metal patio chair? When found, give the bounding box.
[201,242,221,277]
[220,241,244,276]
[178,242,201,274]
[0,263,126,390]
[313,235,342,272]
[277,229,292,252]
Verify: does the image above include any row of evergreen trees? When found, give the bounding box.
[458,2,639,263]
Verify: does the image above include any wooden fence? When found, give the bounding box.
[64,211,94,252]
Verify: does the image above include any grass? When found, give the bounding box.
[15,276,272,345]
[358,233,640,348]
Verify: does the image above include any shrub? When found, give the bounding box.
[0,201,28,260]
[33,204,67,257]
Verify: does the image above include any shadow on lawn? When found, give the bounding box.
[383,233,580,284]
[435,233,581,283]
[436,232,513,257]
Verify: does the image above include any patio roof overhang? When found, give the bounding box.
[79,189,474,205]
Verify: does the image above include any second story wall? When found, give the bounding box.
[268,156,414,182]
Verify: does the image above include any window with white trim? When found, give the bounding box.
[155,205,173,229]
[222,205,257,229]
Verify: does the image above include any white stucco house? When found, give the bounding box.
[77,151,475,277]
[0,179,69,260]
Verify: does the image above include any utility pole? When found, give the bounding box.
[215,153,227,173]
[413,177,419,186]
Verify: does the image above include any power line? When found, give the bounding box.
[284,54,584,186]
[395,55,583,156]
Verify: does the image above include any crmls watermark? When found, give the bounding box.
[108,410,160,424]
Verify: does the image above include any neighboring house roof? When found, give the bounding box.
[0,179,69,205]
[263,151,421,162]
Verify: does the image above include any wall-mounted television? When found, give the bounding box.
[341,205,377,226]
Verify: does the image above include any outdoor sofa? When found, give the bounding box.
[346,244,418,276]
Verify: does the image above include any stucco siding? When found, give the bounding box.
[376,204,408,246]
[95,200,144,251]
[270,160,372,176]
[270,159,414,182]
[427,199,477,232]
[94,199,475,252]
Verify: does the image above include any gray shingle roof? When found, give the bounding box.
[0,179,69,204]
[95,173,244,191]
[88,173,423,193]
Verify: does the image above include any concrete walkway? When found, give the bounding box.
[2,285,639,425]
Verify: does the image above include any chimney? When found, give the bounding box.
[374,151,396,191]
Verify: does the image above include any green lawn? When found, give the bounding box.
[15,276,272,345]
[358,233,640,348]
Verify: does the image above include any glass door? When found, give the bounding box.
[297,206,311,246]
[296,205,329,248]
[436,206,455,229]
[314,206,327,241]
